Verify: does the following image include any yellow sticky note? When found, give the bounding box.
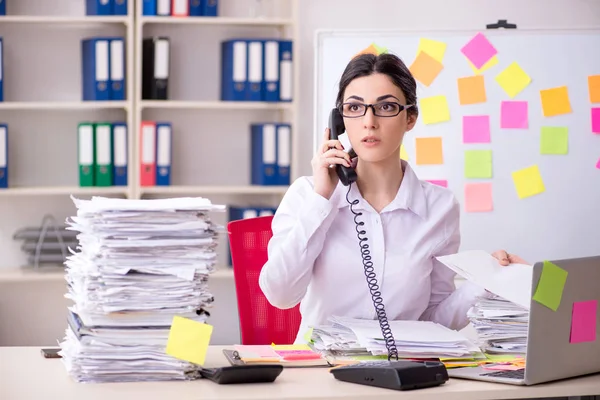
[495,62,531,98]
[166,316,213,365]
[418,38,447,63]
[416,137,443,165]
[420,95,450,124]
[457,75,487,105]
[468,55,499,75]
[409,51,444,87]
[588,75,600,103]
[540,86,572,117]
[512,165,545,199]
[303,328,314,343]
[400,144,409,160]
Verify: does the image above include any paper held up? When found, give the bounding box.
[436,250,533,309]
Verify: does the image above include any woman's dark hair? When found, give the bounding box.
[335,53,419,119]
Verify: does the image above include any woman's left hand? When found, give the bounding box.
[491,250,529,266]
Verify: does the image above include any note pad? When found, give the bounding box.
[588,75,600,103]
[570,300,597,343]
[469,55,498,75]
[592,108,600,133]
[463,115,491,143]
[532,261,568,311]
[166,316,213,365]
[495,62,531,98]
[420,95,450,124]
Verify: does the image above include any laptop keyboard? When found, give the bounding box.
[481,369,525,380]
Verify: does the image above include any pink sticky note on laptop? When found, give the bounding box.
[461,32,498,69]
[570,300,597,344]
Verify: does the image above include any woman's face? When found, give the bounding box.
[341,73,417,164]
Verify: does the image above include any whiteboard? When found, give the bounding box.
[314,29,600,262]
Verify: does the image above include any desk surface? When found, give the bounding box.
[2,346,600,400]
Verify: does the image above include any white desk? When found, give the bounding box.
[2,346,600,400]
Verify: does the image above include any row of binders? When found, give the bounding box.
[82,37,127,101]
[140,121,172,186]
[251,123,291,186]
[143,0,218,16]
[0,124,7,188]
[222,38,293,102]
[78,122,128,187]
[86,0,128,15]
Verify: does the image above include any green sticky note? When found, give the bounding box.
[532,261,568,311]
[464,150,493,178]
[540,126,568,155]
[303,327,314,343]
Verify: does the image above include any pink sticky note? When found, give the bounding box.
[464,183,493,212]
[426,179,448,188]
[463,115,491,143]
[501,101,528,129]
[570,300,597,344]
[592,108,600,133]
[460,32,498,69]
[233,345,279,358]
[596,158,600,169]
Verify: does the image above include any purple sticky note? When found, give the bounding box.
[501,101,528,129]
[570,300,597,344]
[426,179,448,188]
[592,108,600,134]
[463,115,491,143]
[460,32,498,69]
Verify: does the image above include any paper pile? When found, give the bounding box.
[310,315,483,360]
[436,250,533,356]
[58,196,225,383]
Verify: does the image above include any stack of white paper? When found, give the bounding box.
[59,196,225,383]
[310,316,483,360]
[436,250,533,356]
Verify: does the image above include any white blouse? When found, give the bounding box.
[258,160,487,343]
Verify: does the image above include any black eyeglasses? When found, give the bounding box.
[339,101,414,118]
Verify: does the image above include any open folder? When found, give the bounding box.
[223,344,330,368]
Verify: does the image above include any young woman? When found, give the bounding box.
[258,52,527,344]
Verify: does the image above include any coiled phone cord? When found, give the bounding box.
[346,183,399,361]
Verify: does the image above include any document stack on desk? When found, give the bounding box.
[58,196,225,383]
[310,316,483,360]
[436,250,533,356]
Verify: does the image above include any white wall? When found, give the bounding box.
[1,0,598,346]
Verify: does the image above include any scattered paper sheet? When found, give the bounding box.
[495,61,531,98]
[416,137,444,165]
[540,86,572,117]
[461,32,498,70]
[589,75,600,103]
[418,38,447,63]
[400,144,409,160]
[464,150,493,179]
[464,182,493,212]
[458,75,487,105]
[436,250,533,309]
[570,300,597,344]
[532,261,568,311]
[166,316,213,365]
[592,108,600,133]
[501,100,528,129]
[410,51,444,87]
[469,55,499,75]
[426,179,448,188]
[463,115,491,143]
[540,126,569,155]
[420,95,451,124]
[511,165,545,199]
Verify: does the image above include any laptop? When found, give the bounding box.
[448,255,600,385]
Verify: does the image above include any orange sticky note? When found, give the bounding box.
[410,51,443,87]
[464,183,493,212]
[416,137,443,165]
[458,75,486,105]
[540,86,572,117]
[165,316,213,365]
[589,75,600,103]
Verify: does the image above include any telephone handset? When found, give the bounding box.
[328,108,357,186]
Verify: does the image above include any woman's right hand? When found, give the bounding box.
[311,128,352,200]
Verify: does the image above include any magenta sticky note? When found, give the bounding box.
[596,158,600,169]
[501,101,528,129]
[460,32,498,69]
[592,108,600,134]
[426,179,448,188]
[570,300,597,344]
[463,115,491,143]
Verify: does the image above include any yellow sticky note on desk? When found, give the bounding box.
[166,316,213,365]
[420,95,450,124]
[418,38,447,63]
[495,61,531,98]
[511,165,545,199]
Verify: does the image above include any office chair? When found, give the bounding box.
[227,215,302,345]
